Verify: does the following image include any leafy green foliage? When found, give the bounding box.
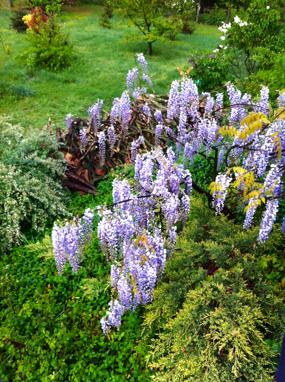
[0,174,150,382]
[241,53,285,100]
[189,51,233,92]
[142,197,284,381]
[200,5,227,26]
[28,0,62,15]
[0,117,68,253]
[23,19,74,71]
[220,0,285,77]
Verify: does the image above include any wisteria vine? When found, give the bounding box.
[52,53,285,334]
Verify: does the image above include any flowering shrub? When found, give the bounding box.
[213,0,285,76]
[22,4,74,71]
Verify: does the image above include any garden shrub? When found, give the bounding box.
[189,51,233,92]
[215,0,285,79]
[23,19,74,71]
[0,117,68,253]
[143,197,284,381]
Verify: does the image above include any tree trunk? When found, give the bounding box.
[195,1,201,23]
[226,1,232,23]
[147,41,153,56]
[7,0,13,7]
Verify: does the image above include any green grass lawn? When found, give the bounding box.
[0,5,220,129]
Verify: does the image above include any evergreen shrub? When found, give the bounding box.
[0,117,68,253]
[143,197,284,381]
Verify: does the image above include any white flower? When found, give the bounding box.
[234,15,241,24]
[266,5,270,9]
[219,45,224,49]
[213,49,219,53]
[220,35,226,41]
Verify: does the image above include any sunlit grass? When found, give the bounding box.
[0,5,220,129]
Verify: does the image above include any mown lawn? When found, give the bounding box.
[0,5,220,129]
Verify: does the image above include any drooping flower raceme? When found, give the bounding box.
[52,209,94,273]
[98,131,106,166]
[88,100,103,134]
[110,91,132,134]
[98,148,192,334]
[211,173,232,214]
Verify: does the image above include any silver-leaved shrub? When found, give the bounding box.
[0,116,69,253]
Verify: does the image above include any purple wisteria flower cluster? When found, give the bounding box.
[52,209,94,273]
[98,148,192,334]
[159,78,284,244]
[126,53,153,98]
